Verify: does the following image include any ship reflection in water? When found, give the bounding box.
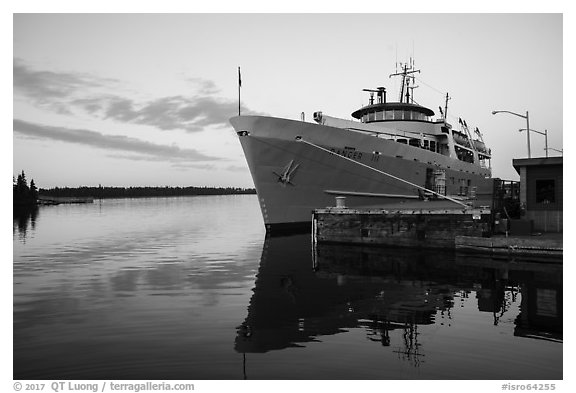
[235,234,562,379]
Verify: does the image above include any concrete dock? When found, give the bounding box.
[455,233,562,260]
[313,205,492,249]
[313,203,562,260]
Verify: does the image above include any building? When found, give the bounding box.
[512,157,563,233]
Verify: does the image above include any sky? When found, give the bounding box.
[12,12,564,188]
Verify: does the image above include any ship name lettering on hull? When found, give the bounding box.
[330,146,363,160]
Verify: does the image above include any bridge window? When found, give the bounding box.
[360,108,432,122]
[409,138,420,147]
[397,138,407,144]
[430,141,436,152]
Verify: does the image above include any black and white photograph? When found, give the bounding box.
[9,4,567,389]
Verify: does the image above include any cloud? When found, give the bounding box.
[13,59,108,98]
[14,59,266,132]
[96,95,249,132]
[224,165,249,172]
[13,59,117,114]
[186,77,220,95]
[13,119,220,163]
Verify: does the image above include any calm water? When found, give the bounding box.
[13,195,562,380]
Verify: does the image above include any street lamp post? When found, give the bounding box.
[546,147,563,155]
[492,110,531,158]
[520,128,548,157]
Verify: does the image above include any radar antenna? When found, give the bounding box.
[362,87,386,105]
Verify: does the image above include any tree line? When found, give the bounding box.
[14,170,256,203]
[39,185,256,199]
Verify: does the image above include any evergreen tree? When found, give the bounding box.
[30,179,38,200]
[16,171,29,198]
[14,170,39,211]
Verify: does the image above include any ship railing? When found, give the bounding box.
[347,127,410,139]
[349,128,443,144]
[454,141,476,153]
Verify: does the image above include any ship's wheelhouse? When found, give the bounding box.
[351,102,435,124]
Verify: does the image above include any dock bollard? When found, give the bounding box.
[335,196,346,208]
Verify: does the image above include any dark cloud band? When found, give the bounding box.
[13,119,219,163]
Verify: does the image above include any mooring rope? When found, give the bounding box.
[296,137,469,208]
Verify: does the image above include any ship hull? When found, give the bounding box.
[231,116,493,231]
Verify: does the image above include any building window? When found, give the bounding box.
[535,179,555,204]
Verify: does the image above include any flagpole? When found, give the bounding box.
[238,66,241,116]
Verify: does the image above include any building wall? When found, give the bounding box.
[525,164,562,232]
[526,210,563,233]
[526,164,563,210]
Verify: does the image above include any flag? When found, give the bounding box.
[237,67,242,116]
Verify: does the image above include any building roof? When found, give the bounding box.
[512,156,563,174]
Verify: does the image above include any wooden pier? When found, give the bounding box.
[38,195,94,205]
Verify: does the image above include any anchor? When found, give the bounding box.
[273,160,300,186]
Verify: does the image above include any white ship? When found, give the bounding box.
[230,63,493,232]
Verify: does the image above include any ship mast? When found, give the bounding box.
[389,60,420,103]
